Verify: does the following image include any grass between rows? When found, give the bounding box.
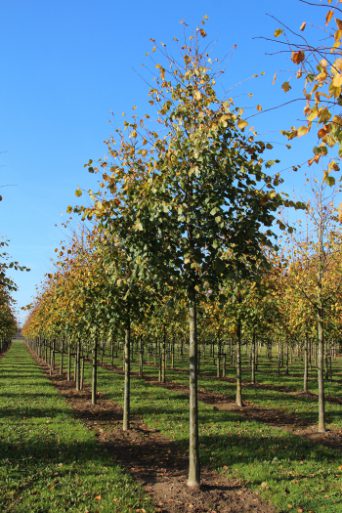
[0,341,152,513]
[53,350,342,513]
[101,350,342,429]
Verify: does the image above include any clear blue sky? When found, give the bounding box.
[0,0,331,323]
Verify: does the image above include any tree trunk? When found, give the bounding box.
[187,293,200,489]
[171,335,175,369]
[80,356,85,391]
[317,307,325,432]
[161,326,167,383]
[139,337,144,377]
[123,318,131,431]
[111,340,114,366]
[317,203,326,434]
[92,339,98,405]
[303,334,309,393]
[285,339,289,376]
[67,343,71,381]
[251,331,256,384]
[75,338,81,391]
[60,339,64,375]
[236,318,243,408]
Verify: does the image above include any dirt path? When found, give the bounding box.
[30,349,275,513]
[100,361,342,449]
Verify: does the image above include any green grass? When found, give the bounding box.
[101,349,342,430]
[57,351,342,513]
[0,341,152,513]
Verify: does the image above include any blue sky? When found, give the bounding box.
[0,0,332,322]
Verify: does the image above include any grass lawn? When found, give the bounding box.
[101,351,342,430]
[56,351,342,513]
[0,341,152,513]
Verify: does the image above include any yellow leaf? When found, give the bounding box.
[256,104,262,111]
[193,90,202,101]
[334,29,342,45]
[274,28,283,37]
[307,108,318,121]
[133,220,143,231]
[300,21,306,31]
[334,58,342,71]
[332,73,342,87]
[75,188,82,197]
[297,125,309,137]
[238,120,248,130]
[326,10,334,25]
[338,204,342,223]
[318,107,331,122]
[336,19,342,30]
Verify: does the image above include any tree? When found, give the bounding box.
[285,181,341,432]
[272,0,342,184]
[105,21,301,487]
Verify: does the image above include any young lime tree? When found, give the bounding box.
[95,23,300,488]
[72,136,155,429]
[285,184,341,432]
[0,285,16,350]
[0,241,22,348]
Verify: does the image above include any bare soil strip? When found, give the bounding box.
[29,348,275,513]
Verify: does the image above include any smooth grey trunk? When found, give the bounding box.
[123,319,131,431]
[187,295,200,488]
[303,335,309,393]
[317,307,325,432]
[139,337,144,377]
[111,341,114,366]
[171,336,175,369]
[60,339,64,374]
[236,318,243,408]
[277,340,282,375]
[285,339,289,376]
[216,338,222,378]
[67,344,71,381]
[80,357,85,391]
[75,339,81,391]
[161,327,166,383]
[251,331,256,384]
[92,339,98,405]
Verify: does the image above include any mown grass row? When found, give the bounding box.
[101,350,342,429]
[0,341,152,513]
[52,350,342,513]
